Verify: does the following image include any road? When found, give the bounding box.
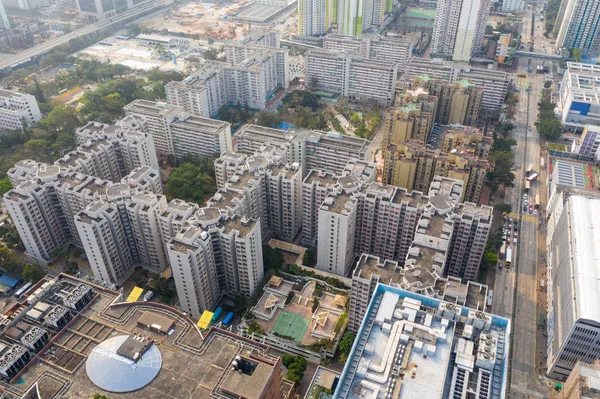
[0,0,173,71]
[491,5,553,398]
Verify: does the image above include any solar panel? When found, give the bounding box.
[86,335,162,393]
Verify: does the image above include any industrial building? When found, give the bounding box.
[334,284,510,399]
[559,63,600,132]
[546,194,600,380]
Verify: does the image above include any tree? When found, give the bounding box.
[338,331,356,365]
[544,80,553,89]
[281,90,320,111]
[25,139,51,157]
[255,111,282,128]
[127,23,142,37]
[487,150,516,193]
[22,263,46,283]
[63,260,79,276]
[164,163,216,203]
[302,248,316,267]
[503,90,519,121]
[39,105,81,135]
[573,48,582,62]
[262,245,283,271]
[93,395,111,399]
[308,76,318,92]
[0,177,12,196]
[203,48,220,61]
[482,251,498,270]
[33,78,46,104]
[535,117,562,140]
[494,203,512,215]
[350,113,361,126]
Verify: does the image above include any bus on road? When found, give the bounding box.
[505,247,512,268]
[527,172,539,182]
[526,164,534,176]
[500,242,506,259]
[525,180,530,192]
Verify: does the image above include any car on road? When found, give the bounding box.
[523,205,527,212]
[533,209,538,216]
[529,204,533,213]
[513,237,517,244]
[514,231,518,237]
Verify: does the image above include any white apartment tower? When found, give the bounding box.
[316,191,358,276]
[431,0,491,61]
[126,193,169,273]
[0,1,9,29]
[445,203,493,282]
[267,163,302,241]
[501,0,525,12]
[302,170,336,247]
[0,89,41,131]
[168,226,221,317]
[220,217,264,297]
[75,201,135,285]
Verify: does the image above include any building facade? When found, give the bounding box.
[559,63,600,132]
[0,89,41,131]
[555,0,600,54]
[431,0,491,62]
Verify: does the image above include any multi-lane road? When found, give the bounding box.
[0,0,174,71]
[491,5,555,398]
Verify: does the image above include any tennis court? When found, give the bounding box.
[272,310,310,342]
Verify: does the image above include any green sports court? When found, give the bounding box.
[272,310,310,342]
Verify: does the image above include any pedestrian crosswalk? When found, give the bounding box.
[507,212,538,223]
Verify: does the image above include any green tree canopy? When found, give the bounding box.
[535,118,562,140]
[164,163,215,204]
[262,245,284,271]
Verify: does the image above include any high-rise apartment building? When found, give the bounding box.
[123,100,233,160]
[445,203,492,281]
[555,0,600,54]
[297,0,336,36]
[336,0,392,35]
[317,189,359,276]
[406,58,509,112]
[0,89,41,131]
[168,226,221,317]
[314,173,491,279]
[75,201,135,285]
[415,77,483,126]
[383,131,490,203]
[267,164,302,241]
[234,125,370,176]
[546,194,600,380]
[323,34,413,70]
[383,87,438,145]
[431,0,491,61]
[305,49,398,104]
[165,62,228,118]
[302,170,336,247]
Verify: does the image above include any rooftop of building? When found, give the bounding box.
[220,357,276,399]
[391,187,429,207]
[123,99,183,116]
[0,89,28,98]
[0,274,285,399]
[303,130,370,151]
[461,202,493,221]
[565,195,600,323]
[210,188,244,211]
[304,169,337,186]
[171,114,229,131]
[354,254,402,285]
[194,206,222,227]
[222,216,256,237]
[321,193,355,214]
[333,284,510,399]
[235,124,288,142]
[227,170,259,191]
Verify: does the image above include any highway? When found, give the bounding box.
[491,5,553,398]
[0,0,173,71]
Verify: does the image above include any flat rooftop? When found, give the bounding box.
[2,274,285,399]
[355,254,402,285]
[304,170,337,186]
[220,358,275,399]
[333,285,511,399]
[222,216,256,237]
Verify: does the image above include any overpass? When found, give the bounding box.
[514,50,562,61]
[0,0,173,71]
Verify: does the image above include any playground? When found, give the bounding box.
[271,310,311,342]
